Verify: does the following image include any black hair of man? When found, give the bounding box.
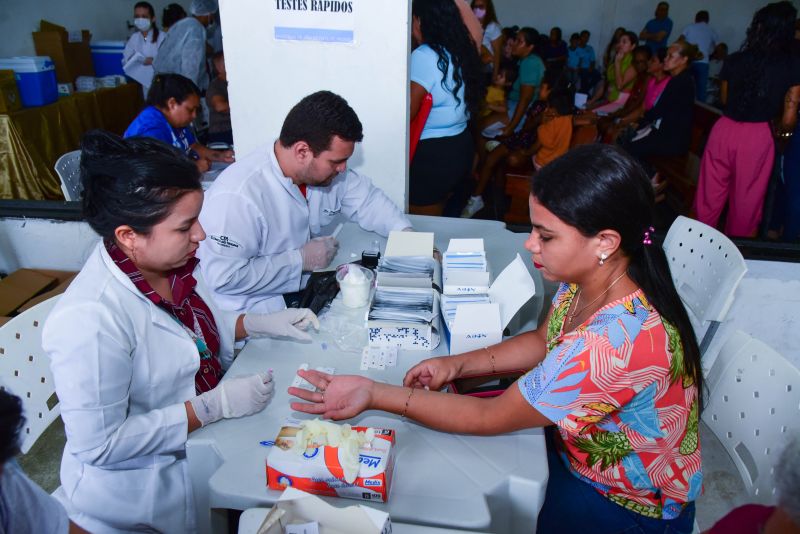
[517,27,540,48]
[696,10,710,23]
[0,389,24,465]
[279,91,364,156]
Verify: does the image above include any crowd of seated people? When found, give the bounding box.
[451,0,800,246]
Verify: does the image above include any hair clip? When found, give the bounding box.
[643,226,655,246]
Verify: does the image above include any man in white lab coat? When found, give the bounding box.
[153,0,217,91]
[198,91,412,313]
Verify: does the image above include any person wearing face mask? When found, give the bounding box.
[198,91,412,314]
[153,0,217,90]
[471,0,502,80]
[43,131,319,533]
[125,73,234,173]
[122,1,166,97]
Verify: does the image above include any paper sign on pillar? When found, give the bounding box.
[441,238,536,354]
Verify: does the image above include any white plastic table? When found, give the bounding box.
[187,216,548,534]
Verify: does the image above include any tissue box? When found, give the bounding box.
[266,420,396,503]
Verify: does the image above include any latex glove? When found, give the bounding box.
[190,372,274,426]
[300,236,339,271]
[243,308,320,341]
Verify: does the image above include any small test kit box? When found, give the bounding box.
[368,231,441,350]
[266,419,396,503]
[444,254,536,355]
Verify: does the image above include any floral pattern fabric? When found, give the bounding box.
[518,283,701,519]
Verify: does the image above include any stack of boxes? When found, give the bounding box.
[0,20,94,109]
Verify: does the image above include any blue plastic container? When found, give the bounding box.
[0,56,57,107]
[91,40,126,76]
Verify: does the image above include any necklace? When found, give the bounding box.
[567,271,628,326]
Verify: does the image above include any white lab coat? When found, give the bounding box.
[42,242,237,534]
[198,142,412,314]
[152,17,208,90]
[122,29,166,96]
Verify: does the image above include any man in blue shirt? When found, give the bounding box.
[578,30,600,94]
[640,1,673,53]
[682,10,719,102]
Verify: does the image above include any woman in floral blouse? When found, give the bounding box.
[290,144,702,534]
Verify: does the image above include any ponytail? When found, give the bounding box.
[628,237,703,408]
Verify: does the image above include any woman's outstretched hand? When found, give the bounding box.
[403,355,464,391]
[288,369,373,420]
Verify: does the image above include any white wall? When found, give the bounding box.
[219,0,410,209]
[495,0,800,62]
[0,0,188,58]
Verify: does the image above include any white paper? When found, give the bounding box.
[285,522,320,534]
[447,238,484,253]
[443,271,490,295]
[574,92,588,109]
[481,120,506,138]
[383,231,433,257]
[488,254,537,328]
[122,51,153,87]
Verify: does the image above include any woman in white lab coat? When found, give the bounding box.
[122,2,166,97]
[43,131,319,533]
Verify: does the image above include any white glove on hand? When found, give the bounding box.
[300,236,339,271]
[189,372,274,427]
[243,308,320,341]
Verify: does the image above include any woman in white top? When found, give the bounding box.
[123,1,166,97]
[471,0,503,79]
[43,131,319,533]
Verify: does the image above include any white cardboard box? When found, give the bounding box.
[447,254,536,355]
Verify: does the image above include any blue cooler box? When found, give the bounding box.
[0,57,58,107]
[91,40,126,76]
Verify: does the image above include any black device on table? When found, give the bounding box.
[448,371,526,398]
[283,271,340,314]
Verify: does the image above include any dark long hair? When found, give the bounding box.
[146,73,200,108]
[736,1,797,110]
[531,144,703,406]
[135,1,159,42]
[0,389,24,464]
[412,0,484,119]
[80,130,201,239]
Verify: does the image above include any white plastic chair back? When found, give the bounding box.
[54,150,82,201]
[662,216,747,352]
[702,330,800,505]
[0,296,61,454]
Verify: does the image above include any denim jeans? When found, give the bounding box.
[536,427,696,534]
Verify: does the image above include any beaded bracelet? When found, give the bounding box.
[484,346,496,373]
[401,387,415,418]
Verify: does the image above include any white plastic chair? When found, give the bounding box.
[662,216,747,354]
[54,150,82,202]
[0,296,61,453]
[701,330,800,504]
